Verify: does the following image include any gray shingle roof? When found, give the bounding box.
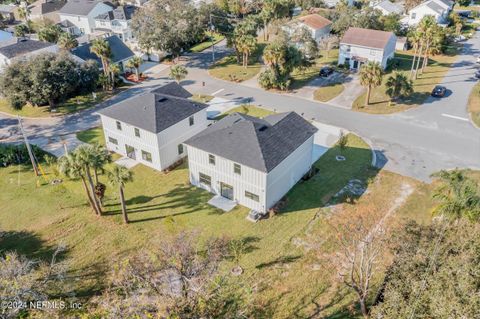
[184,112,318,173]
[375,0,403,14]
[0,38,55,59]
[426,1,445,14]
[71,35,134,65]
[94,5,136,21]
[59,0,112,15]
[97,83,207,133]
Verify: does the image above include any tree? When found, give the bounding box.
[232,16,258,64]
[107,165,133,224]
[328,204,389,318]
[109,63,121,90]
[125,56,143,81]
[457,0,471,6]
[90,38,111,80]
[57,32,78,51]
[18,6,30,23]
[380,13,402,35]
[291,26,318,59]
[404,0,422,12]
[169,65,188,83]
[359,61,383,106]
[319,35,339,58]
[385,71,414,101]
[430,169,480,221]
[235,33,257,68]
[14,24,29,37]
[37,24,63,43]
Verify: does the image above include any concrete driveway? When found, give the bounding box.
[328,74,364,109]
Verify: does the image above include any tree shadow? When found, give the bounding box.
[256,254,301,269]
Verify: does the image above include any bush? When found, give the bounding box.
[258,70,291,90]
[0,144,49,167]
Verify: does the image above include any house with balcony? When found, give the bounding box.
[58,0,113,35]
[283,14,332,42]
[97,82,209,171]
[94,5,136,42]
[183,112,318,214]
[338,27,396,70]
[401,0,453,26]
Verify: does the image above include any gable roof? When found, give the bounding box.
[184,112,318,173]
[0,38,55,59]
[71,35,134,65]
[298,14,332,30]
[374,0,403,14]
[59,0,112,16]
[431,0,453,9]
[94,5,136,21]
[425,1,445,14]
[340,27,394,49]
[30,0,66,15]
[97,82,207,133]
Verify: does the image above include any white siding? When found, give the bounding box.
[100,115,161,170]
[59,3,113,35]
[186,146,267,212]
[338,34,396,69]
[0,44,58,71]
[265,136,314,209]
[157,109,208,169]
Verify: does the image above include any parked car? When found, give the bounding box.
[431,85,447,97]
[319,66,334,77]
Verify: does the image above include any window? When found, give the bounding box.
[178,144,184,155]
[134,127,140,137]
[209,154,215,165]
[189,116,194,126]
[234,163,241,175]
[141,150,152,162]
[108,137,118,145]
[199,173,211,186]
[245,191,259,202]
[411,12,416,19]
[116,121,122,130]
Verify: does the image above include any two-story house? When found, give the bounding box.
[58,0,113,35]
[183,112,318,213]
[338,27,396,70]
[371,0,403,15]
[284,14,332,43]
[0,38,58,70]
[401,0,453,26]
[97,82,209,171]
[29,0,66,23]
[94,5,136,42]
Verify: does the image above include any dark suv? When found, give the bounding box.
[319,66,334,77]
[431,85,447,97]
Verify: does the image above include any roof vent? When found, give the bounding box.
[258,125,268,132]
[158,97,168,102]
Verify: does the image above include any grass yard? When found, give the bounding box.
[352,51,458,114]
[313,82,345,102]
[468,81,480,127]
[189,32,225,53]
[0,89,125,118]
[290,49,340,89]
[209,43,266,83]
[224,104,275,118]
[76,127,105,145]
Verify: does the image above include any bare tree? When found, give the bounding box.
[319,35,339,59]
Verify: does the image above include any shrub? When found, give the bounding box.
[0,144,49,167]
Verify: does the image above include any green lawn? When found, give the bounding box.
[314,82,344,102]
[290,49,339,89]
[468,81,480,127]
[0,89,126,118]
[189,32,225,53]
[76,127,105,145]
[209,44,266,83]
[224,104,275,118]
[352,51,458,114]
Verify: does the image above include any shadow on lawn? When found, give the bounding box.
[256,254,301,269]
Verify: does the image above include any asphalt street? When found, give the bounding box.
[1,36,480,181]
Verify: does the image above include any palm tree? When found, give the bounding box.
[18,6,30,23]
[109,63,121,90]
[413,16,436,79]
[57,33,78,51]
[169,65,188,83]
[431,170,480,221]
[385,72,414,101]
[75,145,104,215]
[409,30,422,79]
[90,143,111,184]
[125,56,143,81]
[58,152,98,215]
[107,165,133,224]
[236,34,257,68]
[263,40,286,77]
[359,61,383,106]
[90,38,111,78]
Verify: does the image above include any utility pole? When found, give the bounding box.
[210,14,215,63]
[18,116,39,176]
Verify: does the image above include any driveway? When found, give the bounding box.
[328,74,364,109]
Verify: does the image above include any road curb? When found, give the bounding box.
[358,135,378,168]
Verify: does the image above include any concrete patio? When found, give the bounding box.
[208,195,237,212]
[115,157,139,169]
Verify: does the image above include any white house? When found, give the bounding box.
[338,27,396,70]
[94,5,136,42]
[58,0,113,35]
[29,0,66,23]
[183,112,318,213]
[401,0,453,26]
[0,38,58,70]
[97,82,209,171]
[324,0,354,8]
[372,0,403,15]
[284,14,332,42]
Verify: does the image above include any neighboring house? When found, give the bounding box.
[0,4,16,22]
[338,27,396,70]
[401,0,453,26]
[372,0,403,15]
[70,35,134,69]
[284,14,332,42]
[58,0,113,35]
[396,36,408,50]
[0,38,58,70]
[324,0,353,8]
[184,112,318,213]
[29,0,66,23]
[94,5,136,42]
[97,82,209,171]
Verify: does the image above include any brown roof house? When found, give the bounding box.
[338,27,396,70]
[283,14,332,42]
